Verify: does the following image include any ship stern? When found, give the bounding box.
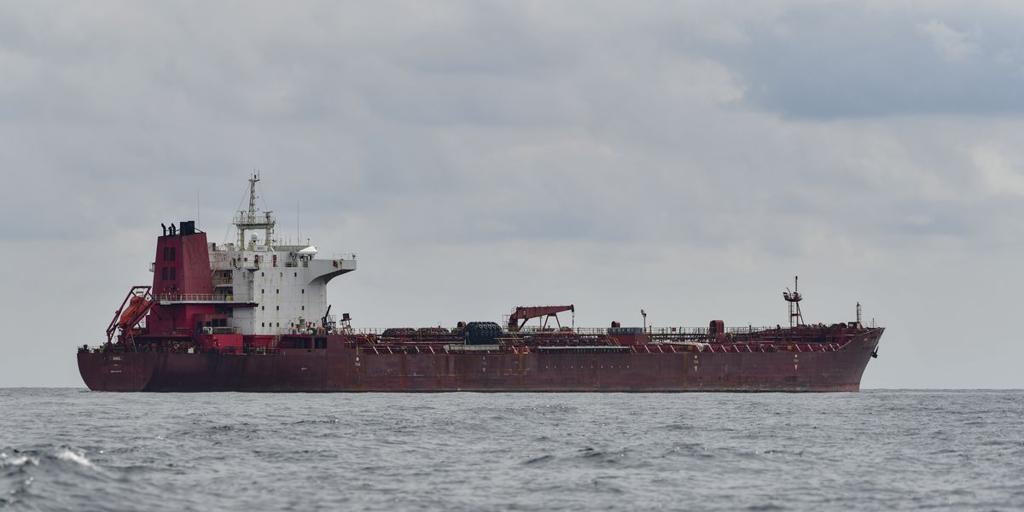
[77,349,156,391]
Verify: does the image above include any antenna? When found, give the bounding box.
[248,171,259,215]
[196,189,201,229]
[297,199,301,245]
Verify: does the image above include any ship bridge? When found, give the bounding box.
[206,173,357,335]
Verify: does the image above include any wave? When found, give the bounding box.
[523,454,555,465]
[1,452,39,468]
[1,447,102,510]
[54,449,95,469]
[2,447,98,471]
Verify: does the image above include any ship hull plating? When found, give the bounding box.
[78,329,882,392]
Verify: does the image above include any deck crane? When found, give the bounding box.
[506,305,575,332]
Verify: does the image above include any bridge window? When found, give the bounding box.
[168,268,176,280]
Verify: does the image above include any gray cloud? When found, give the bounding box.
[714,3,1024,118]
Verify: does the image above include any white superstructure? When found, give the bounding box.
[208,174,356,335]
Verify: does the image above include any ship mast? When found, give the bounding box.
[234,172,275,248]
[783,275,804,328]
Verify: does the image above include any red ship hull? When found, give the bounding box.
[78,328,882,392]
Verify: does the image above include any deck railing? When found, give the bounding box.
[211,275,233,286]
[157,293,250,303]
[342,325,779,336]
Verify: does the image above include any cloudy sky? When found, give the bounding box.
[2,1,1023,388]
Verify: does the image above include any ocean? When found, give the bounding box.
[1,389,1021,511]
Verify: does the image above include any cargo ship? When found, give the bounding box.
[78,175,883,392]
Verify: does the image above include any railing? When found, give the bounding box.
[200,326,239,334]
[568,328,606,335]
[157,293,250,303]
[341,325,780,336]
[649,326,777,335]
[212,275,233,286]
[295,324,863,342]
[518,326,577,334]
[514,326,774,336]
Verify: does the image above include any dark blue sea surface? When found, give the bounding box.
[1,389,1022,511]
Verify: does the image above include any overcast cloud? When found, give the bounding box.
[2,1,1023,388]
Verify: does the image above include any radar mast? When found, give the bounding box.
[783,275,804,328]
[234,172,275,248]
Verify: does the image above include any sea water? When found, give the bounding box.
[1,389,1021,511]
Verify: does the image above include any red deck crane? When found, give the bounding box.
[507,305,574,332]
